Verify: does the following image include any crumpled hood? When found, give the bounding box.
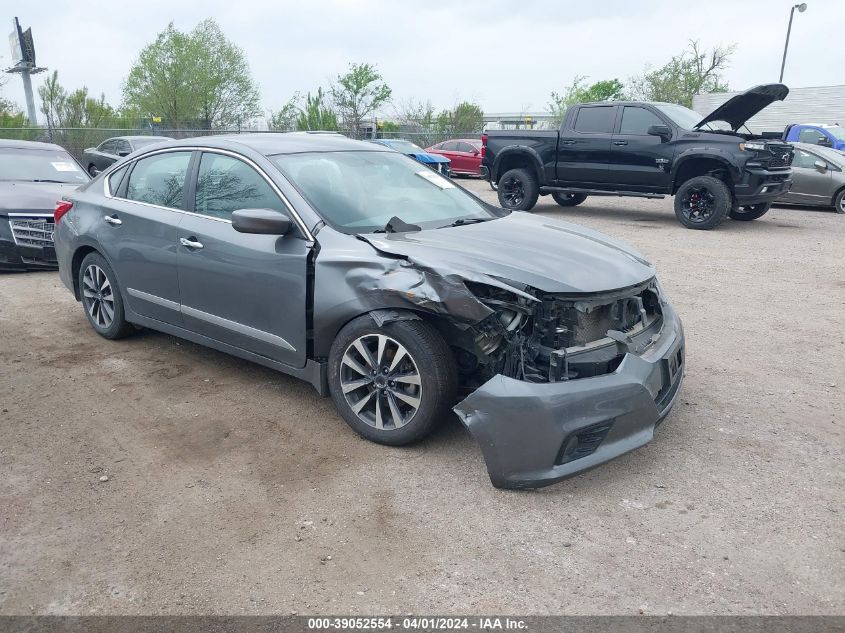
[409,152,449,164]
[695,83,789,131]
[361,212,655,294]
[0,181,83,215]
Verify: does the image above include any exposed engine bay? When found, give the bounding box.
[449,279,664,391]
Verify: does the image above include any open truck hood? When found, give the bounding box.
[694,84,789,131]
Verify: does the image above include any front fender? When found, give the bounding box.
[669,149,742,191]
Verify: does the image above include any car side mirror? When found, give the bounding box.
[232,209,292,235]
[814,160,827,172]
[117,150,131,157]
[647,124,672,141]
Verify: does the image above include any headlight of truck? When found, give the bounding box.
[740,141,767,152]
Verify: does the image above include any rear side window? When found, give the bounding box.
[125,151,192,209]
[440,141,459,151]
[194,152,285,220]
[108,164,129,195]
[573,107,615,134]
[457,142,476,153]
[619,107,665,135]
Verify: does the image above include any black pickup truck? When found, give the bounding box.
[482,84,795,230]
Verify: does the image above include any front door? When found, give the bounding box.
[176,151,310,368]
[555,105,615,185]
[783,148,832,205]
[609,105,674,191]
[96,150,193,325]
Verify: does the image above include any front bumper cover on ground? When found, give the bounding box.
[453,305,685,489]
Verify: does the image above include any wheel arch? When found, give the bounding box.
[670,153,738,195]
[492,147,544,185]
[70,241,122,302]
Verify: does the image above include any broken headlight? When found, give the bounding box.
[465,281,533,355]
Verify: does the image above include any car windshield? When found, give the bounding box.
[273,150,497,233]
[0,148,89,184]
[653,104,727,131]
[382,140,425,154]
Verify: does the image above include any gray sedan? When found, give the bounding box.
[81,135,171,176]
[53,133,684,489]
[779,142,845,213]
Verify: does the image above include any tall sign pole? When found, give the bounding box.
[5,17,47,125]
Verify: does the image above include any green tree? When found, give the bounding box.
[628,40,735,108]
[123,20,261,129]
[296,88,338,131]
[436,101,484,134]
[38,71,117,128]
[331,63,392,138]
[269,94,301,132]
[548,77,625,126]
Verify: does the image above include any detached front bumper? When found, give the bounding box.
[453,305,685,489]
[734,168,792,206]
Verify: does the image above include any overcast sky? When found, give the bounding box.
[2,0,844,121]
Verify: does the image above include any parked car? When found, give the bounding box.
[82,135,171,176]
[53,133,684,489]
[425,138,483,176]
[482,84,795,230]
[783,124,845,152]
[370,138,450,175]
[0,139,89,271]
[777,142,845,213]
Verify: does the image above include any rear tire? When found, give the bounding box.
[497,168,539,211]
[78,252,133,339]
[328,315,457,446]
[674,175,731,230]
[552,192,588,207]
[835,189,845,214]
[729,202,771,221]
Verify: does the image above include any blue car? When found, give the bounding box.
[370,139,450,175]
[784,124,845,153]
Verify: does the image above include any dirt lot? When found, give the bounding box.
[1,182,843,615]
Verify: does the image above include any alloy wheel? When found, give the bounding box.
[681,186,715,224]
[340,334,422,430]
[82,264,115,329]
[500,175,525,207]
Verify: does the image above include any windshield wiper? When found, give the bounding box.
[371,216,422,234]
[437,217,491,229]
[29,179,72,184]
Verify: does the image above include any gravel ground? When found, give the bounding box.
[1,181,843,616]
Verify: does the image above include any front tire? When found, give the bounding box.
[497,168,539,211]
[729,202,771,221]
[674,175,731,230]
[835,189,845,214]
[328,315,456,446]
[552,192,588,207]
[78,252,133,339]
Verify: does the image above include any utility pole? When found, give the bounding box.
[5,17,47,125]
[779,3,807,83]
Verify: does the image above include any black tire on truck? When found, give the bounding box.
[674,175,731,230]
[497,168,539,211]
[729,202,771,221]
[552,192,588,207]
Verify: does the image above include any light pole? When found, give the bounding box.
[779,3,807,83]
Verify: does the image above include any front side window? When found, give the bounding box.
[573,106,615,134]
[0,148,88,184]
[619,107,665,135]
[799,128,825,144]
[125,151,192,209]
[194,153,285,220]
[457,142,477,153]
[440,141,459,151]
[273,150,498,233]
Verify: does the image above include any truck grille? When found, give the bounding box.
[10,216,56,248]
[764,144,793,169]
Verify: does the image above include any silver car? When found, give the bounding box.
[779,142,845,213]
[53,133,685,489]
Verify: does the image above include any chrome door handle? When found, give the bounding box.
[561,140,576,145]
[179,237,203,249]
[104,215,122,226]
[613,140,628,146]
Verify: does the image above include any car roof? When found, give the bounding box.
[107,135,172,142]
[0,138,68,151]
[146,132,391,156]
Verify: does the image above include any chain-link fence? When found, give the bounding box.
[0,126,482,162]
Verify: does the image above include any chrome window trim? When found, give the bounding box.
[101,146,314,240]
[8,212,54,217]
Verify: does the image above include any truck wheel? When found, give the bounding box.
[729,203,771,221]
[328,315,457,447]
[552,192,587,207]
[497,168,539,211]
[674,176,731,230]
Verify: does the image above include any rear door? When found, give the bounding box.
[176,150,310,368]
[609,105,674,191]
[555,105,616,185]
[96,150,192,325]
[782,148,832,204]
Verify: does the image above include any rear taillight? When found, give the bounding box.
[54,200,73,224]
[481,133,487,158]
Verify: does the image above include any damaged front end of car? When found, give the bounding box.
[448,277,685,489]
